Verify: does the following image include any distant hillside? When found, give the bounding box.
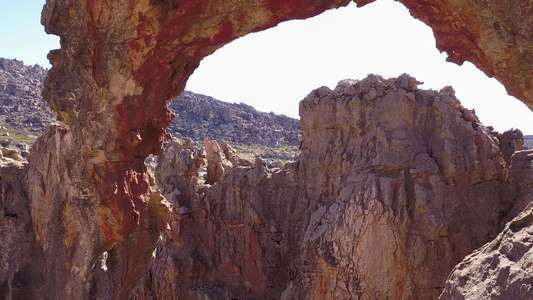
[0,58,53,141]
[0,57,301,149]
[168,91,300,147]
[524,135,533,149]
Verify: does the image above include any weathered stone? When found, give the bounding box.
[168,91,301,147]
[282,74,510,299]
[204,138,225,185]
[0,58,53,138]
[0,58,301,150]
[133,138,303,299]
[441,202,533,299]
[0,159,44,299]
[398,0,533,109]
[131,75,529,299]
[2,0,533,298]
[496,128,524,167]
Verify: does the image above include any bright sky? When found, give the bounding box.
[2,0,533,134]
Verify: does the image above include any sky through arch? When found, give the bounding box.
[186,0,533,134]
[0,0,532,133]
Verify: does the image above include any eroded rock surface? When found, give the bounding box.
[441,201,533,299]
[129,75,530,299]
[0,57,301,149]
[0,58,53,138]
[2,0,533,298]
[169,91,301,147]
[284,75,508,299]
[398,0,533,110]
[133,137,305,299]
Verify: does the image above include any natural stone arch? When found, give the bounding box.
[19,0,533,298]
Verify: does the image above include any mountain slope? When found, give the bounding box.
[0,58,301,148]
[0,58,53,140]
[168,91,300,147]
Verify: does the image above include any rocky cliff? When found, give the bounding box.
[1,0,533,299]
[126,74,529,299]
[442,200,533,299]
[169,91,300,148]
[0,58,53,139]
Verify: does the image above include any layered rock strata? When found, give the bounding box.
[1,0,533,298]
[131,74,530,299]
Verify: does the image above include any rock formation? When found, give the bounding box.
[1,0,533,299]
[128,74,530,299]
[203,138,225,184]
[168,91,301,147]
[0,58,53,138]
[398,0,533,110]
[495,128,524,167]
[0,58,300,150]
[440,148,533,299]
[441,200,533,299]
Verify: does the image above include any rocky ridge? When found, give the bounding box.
[0,58,300,150]
[0,58,53,138]
[169,91,300,147]
[131,74,531,299]
[2,0,533,299]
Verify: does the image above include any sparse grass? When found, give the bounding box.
[0,125,37,143]
[231,143,299,162]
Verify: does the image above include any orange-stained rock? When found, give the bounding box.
[1,0,533,298]
[398,0,533,110]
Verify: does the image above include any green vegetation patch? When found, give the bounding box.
[0,124,37,143]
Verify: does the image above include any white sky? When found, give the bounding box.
[2,0,533,134]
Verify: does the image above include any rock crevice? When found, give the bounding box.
[2,0,533,298]
[131,75,531,299]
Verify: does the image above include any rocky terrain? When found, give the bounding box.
[0,58,300,151]
[131,74,531,299]
[169,91,300,147]
[0,58,53,139]
[1,0,533,299]
[524,135,533,149]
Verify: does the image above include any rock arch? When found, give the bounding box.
[6,0,533,298]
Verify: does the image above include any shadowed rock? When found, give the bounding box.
[2,0,533,298]
[131,75,532,299]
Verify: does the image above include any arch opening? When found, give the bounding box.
[6,0,532,298]
[185,0,533,134]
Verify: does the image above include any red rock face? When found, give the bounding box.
[399,0,533,109]
[1,0,532,298]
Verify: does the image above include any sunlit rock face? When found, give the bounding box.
[1,0,533,298]
[287,74,507,299]
[130,75,527,299]
[28,1,351,297]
